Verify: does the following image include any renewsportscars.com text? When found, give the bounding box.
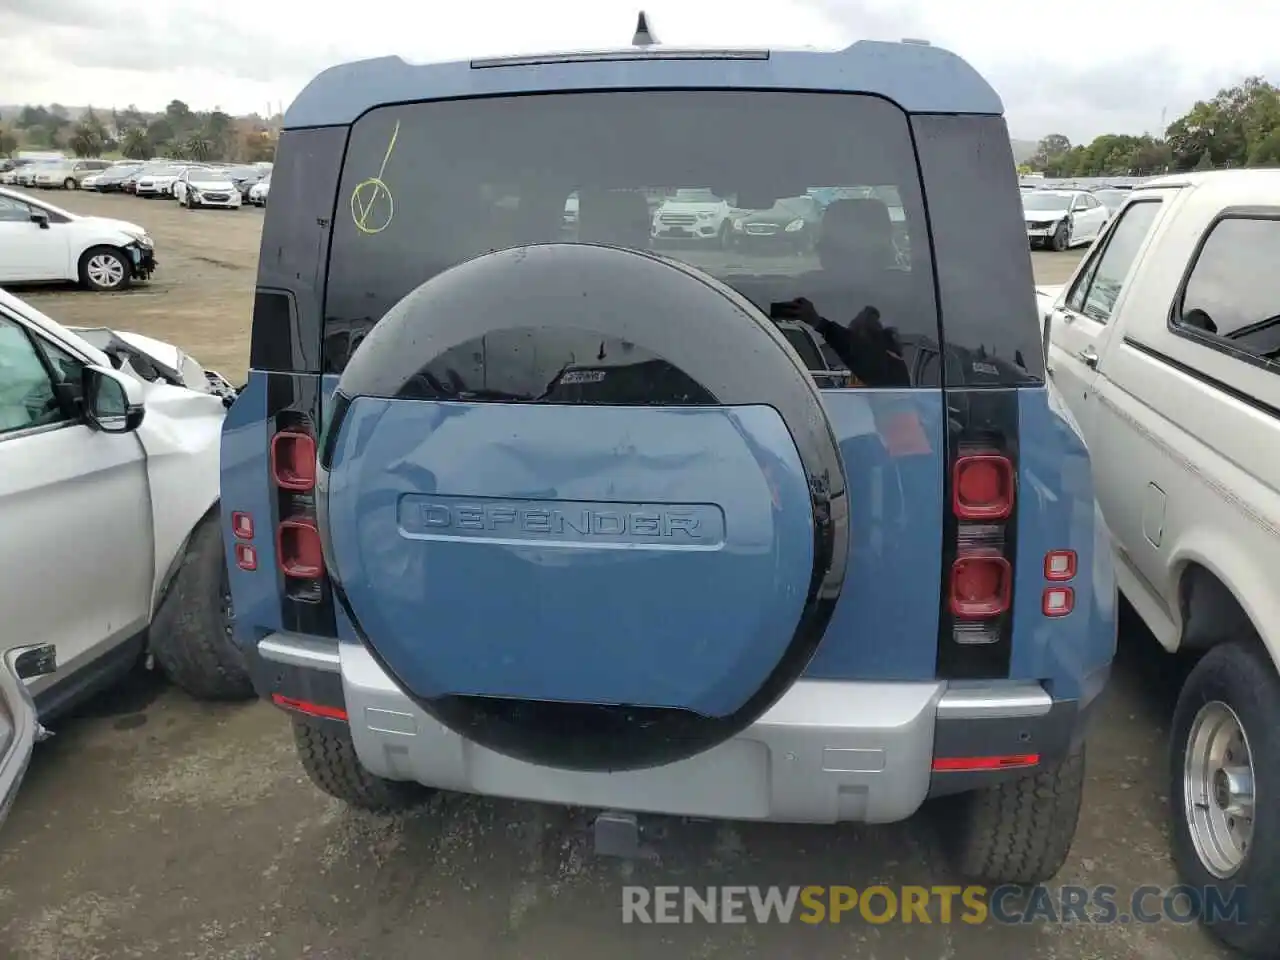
[621,884,1248,925]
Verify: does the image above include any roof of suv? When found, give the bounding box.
[1137,169,1280,191]
[284,39,1002,129]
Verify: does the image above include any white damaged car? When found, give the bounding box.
[173,167,243,210]
[0,185,156,291]
[0,288,251,724]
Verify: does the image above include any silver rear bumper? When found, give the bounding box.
[259,634,1058,825]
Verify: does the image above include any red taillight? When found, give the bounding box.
[1043,586,1075,617]
[953,455,1014,520]
[950,551,1012,619]
[231,511,255,540]
[234,542,258,571]
[276,519,323,579]
[270,430,317,491]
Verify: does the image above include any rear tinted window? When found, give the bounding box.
[1175,216,1280,361]
[325,91,941,386]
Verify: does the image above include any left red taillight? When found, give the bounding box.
[270,418,325,602]
[270,430,317,491]
[950,550,1012,619]
[276,519,324,579]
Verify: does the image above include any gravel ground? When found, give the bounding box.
[0,190,1231,959]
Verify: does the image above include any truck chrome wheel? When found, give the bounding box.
[1183,699,1255,878]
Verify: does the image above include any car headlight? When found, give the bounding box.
[697,211,714,220]
[784,219,805,232]
[127,233,153,248]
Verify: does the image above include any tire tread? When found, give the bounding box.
[292,717,428,811]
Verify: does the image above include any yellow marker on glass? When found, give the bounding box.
[350,120,399,235]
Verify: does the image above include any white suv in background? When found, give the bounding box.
[650,188,733,244]
[0,186,156,291]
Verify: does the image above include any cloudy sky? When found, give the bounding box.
[3,0,1277,143]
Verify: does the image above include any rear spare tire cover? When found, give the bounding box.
[320,243,849,771]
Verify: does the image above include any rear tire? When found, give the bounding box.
[64,177,77,190]
[946,744,1085,884]
[1169,640,1280,958]
[150,515,255,701]
[292,717,432,811]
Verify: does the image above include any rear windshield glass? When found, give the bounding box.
[324,91,939,384]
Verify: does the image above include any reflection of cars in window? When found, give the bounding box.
[650,188,733,245]
[728,196,822,252]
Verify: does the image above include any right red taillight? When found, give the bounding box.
[947,449,1016,646]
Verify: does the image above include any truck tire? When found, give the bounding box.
[946,744,1085,884]
[292,717,431,811]
[1169,639,1279,958]
[150,515,255,701]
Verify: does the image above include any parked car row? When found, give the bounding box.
[2,158,271,207]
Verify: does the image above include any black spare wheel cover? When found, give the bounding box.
[320,243,849,772]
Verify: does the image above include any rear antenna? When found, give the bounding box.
[632,11,658,46]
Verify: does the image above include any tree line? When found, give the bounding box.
[0,100,277,164]
[1024,76,1280,177]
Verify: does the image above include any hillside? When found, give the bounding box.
[1010,139,1038,163]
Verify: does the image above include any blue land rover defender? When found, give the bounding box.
[222,30,1116,883]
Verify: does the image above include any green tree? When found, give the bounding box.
[0,127,17,157]
[202,109,235,161]
[1248,128,1280,165]
[145,117,175,149]
[69,123,104,157]
[165,99,195,135]
[1195,150,1215,170]
[1030,133,1072,171]
[1166,77,1280,170]
[184,132,213,161]
[120,128,151,160]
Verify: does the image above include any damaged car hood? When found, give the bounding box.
[68,326,237,402]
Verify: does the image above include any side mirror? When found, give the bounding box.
[29,210,49,229]
[82,364,145,433]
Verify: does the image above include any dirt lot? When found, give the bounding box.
[0,191,1233,959]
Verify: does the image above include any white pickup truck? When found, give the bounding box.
[1037,170,1280,958]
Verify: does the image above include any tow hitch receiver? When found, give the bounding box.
[594,810,660,861]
